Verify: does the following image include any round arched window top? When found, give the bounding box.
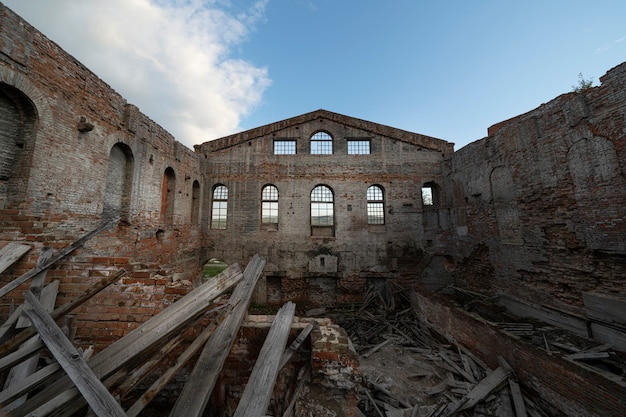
[310,131,333,154]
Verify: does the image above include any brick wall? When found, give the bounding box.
[196,109,453,306]
[0,3,205,348]
[438,62,626,313]
[414,291,626,417]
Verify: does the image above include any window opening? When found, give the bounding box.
[262,185,279,224]
[191,180,200,224]
[310,131,333,154]
[161,167,176,224]
[311,185,334,226]
[348,140,371,155]
[422,186,434,206]
[211,185,228,229]
[274,140,296,155]
[367,185,385,224]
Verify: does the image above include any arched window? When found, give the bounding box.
[161,167,176,224]
[103,143,134,223]
[310,131,333,155]
[262,185,279,224]
[367,185,385,225]
[211,184,228,229]
[191,180,200,225]
[0,83,38,209]
[311,185,334,226]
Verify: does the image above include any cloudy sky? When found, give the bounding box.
[4,0,626,150]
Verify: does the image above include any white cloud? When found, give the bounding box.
[3,0,271,148]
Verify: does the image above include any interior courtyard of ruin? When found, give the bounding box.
[0,2,625,416]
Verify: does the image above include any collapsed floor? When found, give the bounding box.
[0,243,625,416]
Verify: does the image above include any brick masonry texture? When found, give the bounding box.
[0,2,625,416]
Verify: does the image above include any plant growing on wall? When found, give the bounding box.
[572,72,594,92]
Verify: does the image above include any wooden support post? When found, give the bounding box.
[22,291,127,417]
[233,301,296,417]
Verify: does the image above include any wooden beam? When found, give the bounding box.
[508,378,528,417]
[2,279,59,411]
[0,269,126,358]
[0,242,31,276]
[169,254,266,417]
[233,301,296,417]
[125,303,235,417]
[22,291,127,417]
[0,220,113,298]
[279,322,313,371]
[10,262,243,416]
[447,366,511,414]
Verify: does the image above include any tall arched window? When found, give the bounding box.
[103,143,134,223]
[367,185,385,225]
[262,185,279,224]
[310,131,333,154]
[211,184,228,229]
[191,180,200,225]
[311,185,334,226]
[161,167,176,225]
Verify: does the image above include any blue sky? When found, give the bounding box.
[4,1,626,150]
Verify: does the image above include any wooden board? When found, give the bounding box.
[583,292,626,328]
[22,291,127,417]
[169,254,265,417]
[0,242,31,276]
[233,302,296,417]
[10,263,243,416]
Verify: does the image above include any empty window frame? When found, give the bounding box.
[262,185,279,224]
[310,131,333,154]
[348,140,371,155]
[311,185,334,226]
[421,182,439,207]
[211,184,228,229]
[274,140,296,155]
[367,185,385,224]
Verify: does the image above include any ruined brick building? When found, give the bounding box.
[0,2,625,416]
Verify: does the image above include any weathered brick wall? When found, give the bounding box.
[196,110,453,306]
[0,3,204,347]
[439,62,626,313]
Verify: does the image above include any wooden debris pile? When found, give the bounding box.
[331,281,555,417]
[0,225,310,417]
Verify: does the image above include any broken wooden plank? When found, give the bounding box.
[2,280,59,410]
[169,254,265,417]
[281,368,306,417]
[508,378,528,417]
[446,366,510,414]
[233,301,296,417]
[10,263,243,416]
[0,220,113,298]
[125,303,236,417]
[582,292,626,328]
[0,304,24,342]
[16,247,55,329]
[564,351,611,361]
[0,242,31,276]
[279,322,314,371]
[0,269,127,358]
[22,291,127,417]
[362,338,392,358]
